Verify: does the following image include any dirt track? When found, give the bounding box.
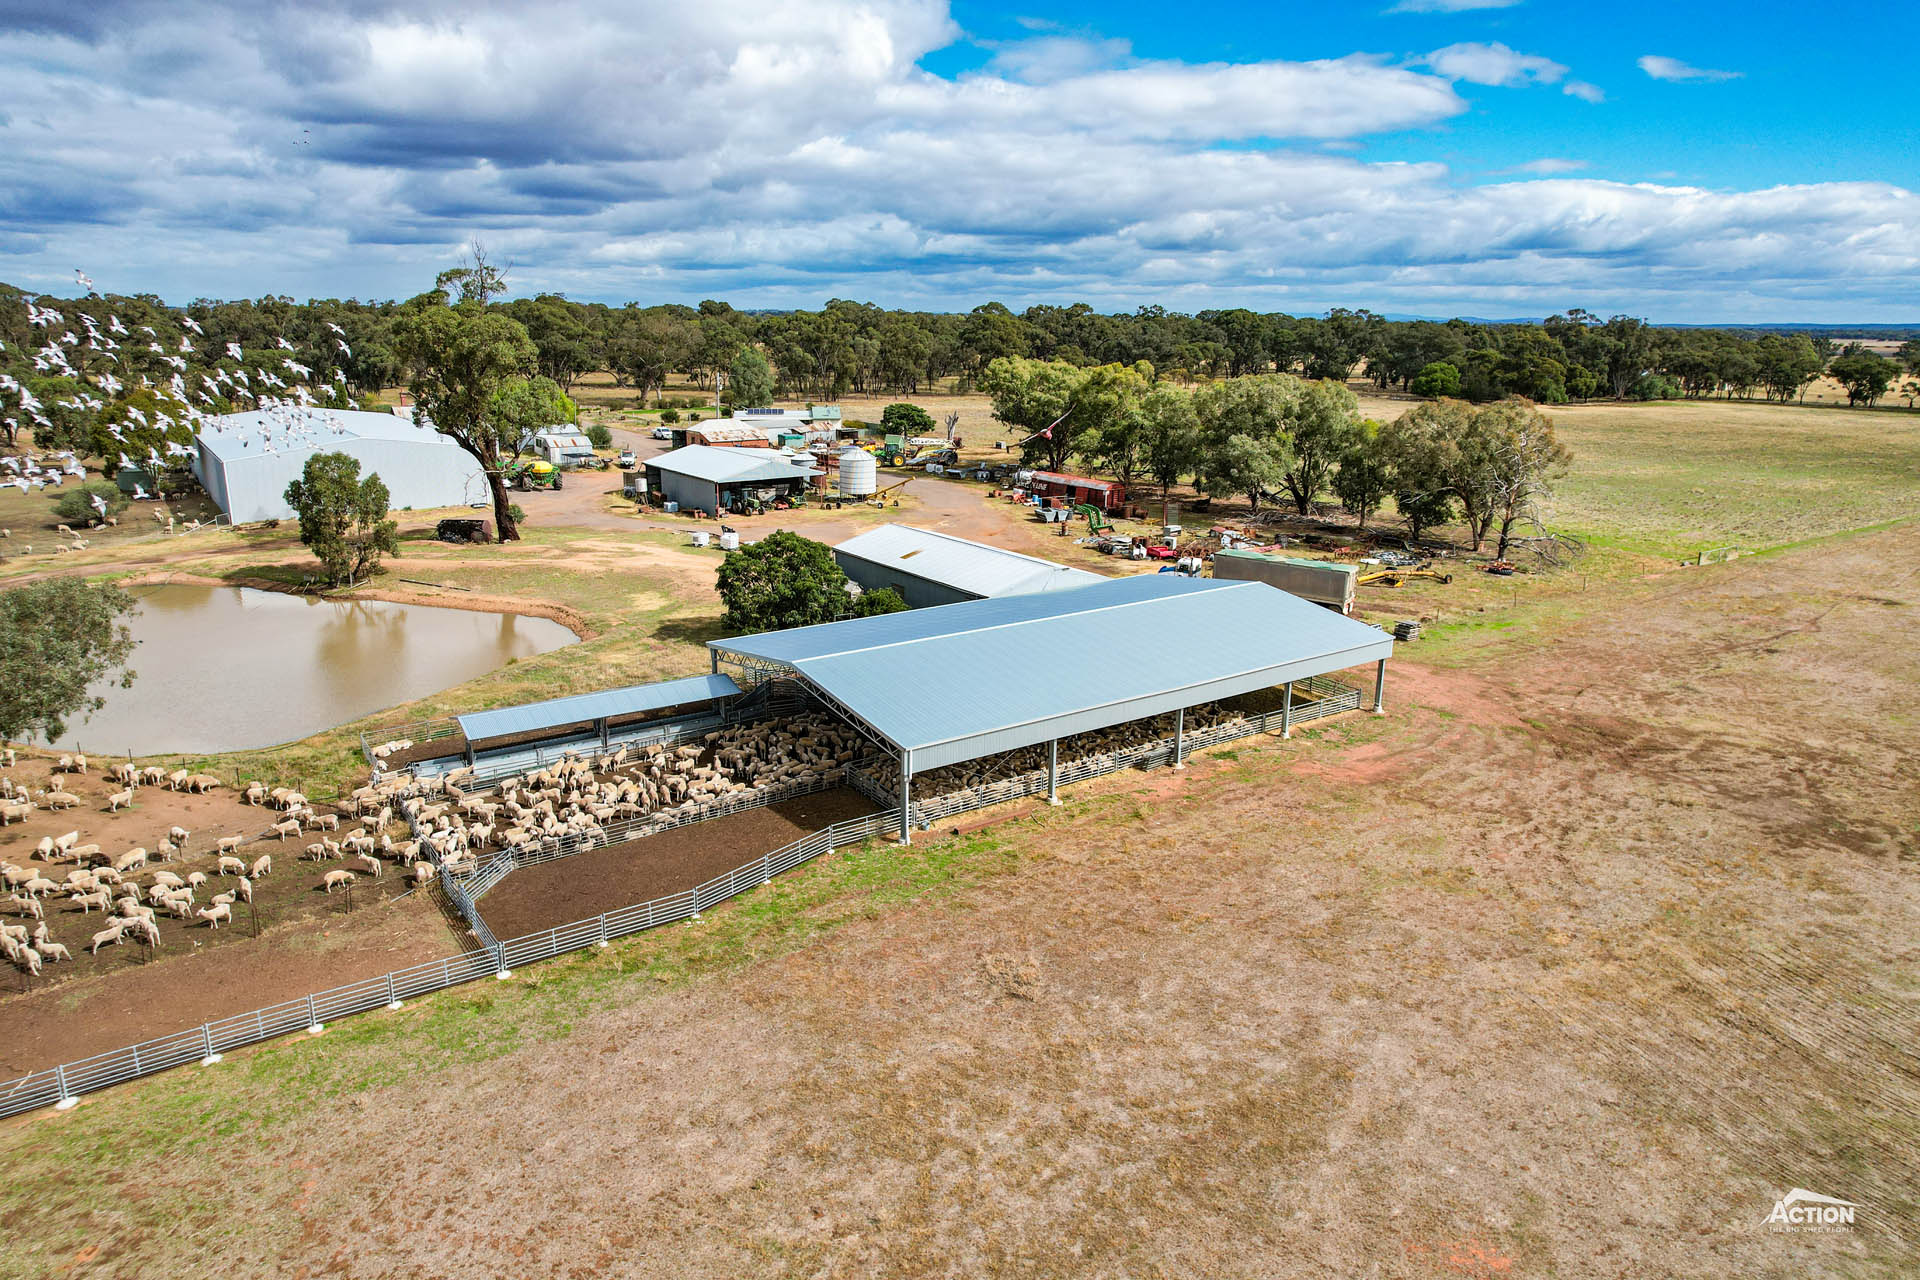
[478,788,878,939]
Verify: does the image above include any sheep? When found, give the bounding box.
[124,917,161,947]
[39,940,71,963]
[235,876,253,904]
[112,847,148,872]
[280,791,308,811]
[216,855,247,877]
[17,945,41,977]
[217,835,245,855]
[139,766,166,786]
[243,782,268,805]
[89,865,120,885]
[0,801,33,824]
[8,893,44,919]
[355,852,383,878]
[161,896,195,920]
[250,853,272,878]
[151,870,185,889]
[53,831,80,854]
[195,902,232,928]
[322,869,354,893]
[90,921,128,953]
[411,861,436,885]
[111,762,140,784]
[45,790,80,809]
[106,788,135,812]
[116,902,155,923]
[167,824,191,846]
[185,871,208,890]
[21,876,58,897]
[155,838,178,862]
[210,890,237,909]
[34,836,54,859]
[271,819,301,840]
[71,845,106,868]
[167,769,190,790]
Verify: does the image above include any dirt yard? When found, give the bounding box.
[478,787,878,939]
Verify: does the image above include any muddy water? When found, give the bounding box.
[55,584,577,755]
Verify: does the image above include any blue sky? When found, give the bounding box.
[0,0,1914,321]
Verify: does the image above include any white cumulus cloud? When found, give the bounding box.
[1638,54,1742,82]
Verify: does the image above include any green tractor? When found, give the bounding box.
[502,458,563,491]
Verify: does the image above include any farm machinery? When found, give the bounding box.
[1356,568,1453,588]
[502,459,562,491]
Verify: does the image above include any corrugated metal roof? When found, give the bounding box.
[833,524,1104,599]
[1031,471,1121,491]
[197,407,456,464]
[456,674,741,743]
[712,576,1391,768]
[646,445,816,484]
[1215,549,1358,579]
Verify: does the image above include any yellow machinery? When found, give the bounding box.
[1357,568,1452,587]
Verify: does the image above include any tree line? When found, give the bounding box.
[979,359,1572,559]
[6,287,1914,423]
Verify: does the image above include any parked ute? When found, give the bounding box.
[617,448,637,469]
[651,426,673,440]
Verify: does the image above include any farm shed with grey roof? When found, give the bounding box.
[710,573,1392,840]
[832,524,1104,608]
[643,445,816,515]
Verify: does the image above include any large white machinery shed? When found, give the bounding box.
[644,445,816,515]
[712,573,1393,841]
[193,407,484,523]
[834,524,1103,609]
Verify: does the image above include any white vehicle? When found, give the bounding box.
[651,426,673,441]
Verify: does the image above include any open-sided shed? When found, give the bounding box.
[711,574,1392,840]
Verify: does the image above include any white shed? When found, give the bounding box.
[192,406,485,523]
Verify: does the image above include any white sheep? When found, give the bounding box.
[106,788,135,812]
[271,819,301,839]
[90,921,127,953]
[235,877,253,904]
[322,869,354,893]
[250,853,272,878]
[167,824,191,845]
[217,835,245,855]
[216,855,246,876]
[38,940,71,963]
[7,893,43,919]
[197,902,231,929]
[112,847,148,872]
[355,852,382,878]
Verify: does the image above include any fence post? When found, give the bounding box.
[1373,659,1386,715]
[306,995,324,1034]
[386,971,403,1011]
[598,913,609,948]
[53,1063,77,1109]
[200,1022,221,1066]
[1282,682,1294,739]
[1173,708,1186,770]
[495,941,512,980]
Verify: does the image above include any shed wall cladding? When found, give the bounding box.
[834,554,977,609]
[213,439,484,524]
[647,467,721,513]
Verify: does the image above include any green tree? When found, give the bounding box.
[1828,351,1897,407]
[1409,361,1461,399]
[0,579,138,743]
[1193,374,1297,511]
[1280,379,1361,514]
[1331,420,1392,529]
[393,291,539,540]
[1478,400,1574,558]
[1140,384,1203,511]
[716,531,862,632]
[880,402,936,436]
[584,423,613,450]
[488,375,577,452]
[853,586,908,617]
[1753,335,1823,403]
[1382,401,1465,543]
[979,356,1092,472]
[283,451,400,585]
[729,347,775,409]
[53,481,129,525]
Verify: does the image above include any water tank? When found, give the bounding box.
[663,500,679,514]
[838,446,877,497]
[718,530,740,551]
[690,530,710,548]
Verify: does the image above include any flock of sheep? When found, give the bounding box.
[392,712,868,874]
[0,755,415,981]
[910,698,1262,796]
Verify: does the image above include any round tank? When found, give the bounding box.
[718,530,740,551]
[838,446,877,497]
[690,530,710,548]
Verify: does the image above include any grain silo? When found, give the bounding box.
[837,446,877,498]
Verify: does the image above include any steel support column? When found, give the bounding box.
[1373,660,1387,714]
[899,750,912,845]
[1047,739,1061,806]
[1281,681,1293,739]
[1173,707,1186,769]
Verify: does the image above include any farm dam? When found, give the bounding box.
[0,570,1388,1112]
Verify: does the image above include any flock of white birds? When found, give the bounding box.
[0,268,427,479]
